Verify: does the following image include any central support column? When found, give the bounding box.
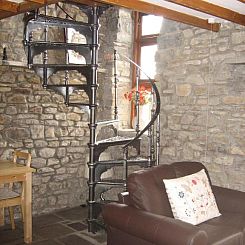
[87,6,99,233]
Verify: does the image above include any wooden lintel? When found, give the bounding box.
[24,0,46,4]
[0,1,19,12]
[0,9,15,19]
[168,0,245,26]
[69,0,102,6]
[18,0,61,12]
[95,0,220,31]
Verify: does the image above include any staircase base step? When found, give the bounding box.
[88,217,106,233]
[92,218,106,230]
[96,199,118,206]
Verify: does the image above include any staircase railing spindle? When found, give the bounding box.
[123,147,128,191]
[113,50,118,120]
[135,67,140,135]
[150,88,155,164]
[156,114,160,165]
[43,5,48,88]
[64,14,69,105]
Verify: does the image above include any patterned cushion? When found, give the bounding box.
[163,169,221,225]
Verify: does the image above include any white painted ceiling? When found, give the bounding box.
[142,0,245,22]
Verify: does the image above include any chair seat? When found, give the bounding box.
[0,188,20,200]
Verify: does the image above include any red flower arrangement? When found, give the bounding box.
[124,85,152,105]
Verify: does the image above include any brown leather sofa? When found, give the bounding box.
[102,161,245,245]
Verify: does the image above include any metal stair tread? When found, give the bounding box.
[96,136,138,145]
[95,159,125,165]
[95,157,148,165]
[26,41,93,49]
[67,102,90,107]
[26,41,92,48]
[46,84,87,88]
[96,179,124,186]
[45,84,89,96]
[127,156,148,162]
[97,119,119,125]
[27,14,91,27]
[94,157,149,172]
[32,64,90,68]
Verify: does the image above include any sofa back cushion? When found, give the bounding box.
[127,161,209,217]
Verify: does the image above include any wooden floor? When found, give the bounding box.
[0,206,106,245]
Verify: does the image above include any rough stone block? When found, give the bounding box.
[39,148,56,158]
[223,96,245,104]
[176,84,192,96]
[31,125,45,139]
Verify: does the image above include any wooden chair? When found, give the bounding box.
[0,151,32,229]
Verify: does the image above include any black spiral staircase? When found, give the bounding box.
[23,3,161,233]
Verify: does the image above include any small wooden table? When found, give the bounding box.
[0,160,35,243]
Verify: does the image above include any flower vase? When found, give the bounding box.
[133,104,151,130]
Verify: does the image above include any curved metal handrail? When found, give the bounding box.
[119,53,161,149]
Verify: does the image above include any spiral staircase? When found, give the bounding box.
[23,3,161,233]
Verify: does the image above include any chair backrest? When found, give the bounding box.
[2,151,32,190]
[13,151,32,167]
[127,161,210,217]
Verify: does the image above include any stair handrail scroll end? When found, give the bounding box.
[119,53,161,151]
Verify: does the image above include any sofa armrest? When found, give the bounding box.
[213,185,245,214]
[102,203,208,245]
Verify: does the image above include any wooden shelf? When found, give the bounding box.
[1,60,27,68]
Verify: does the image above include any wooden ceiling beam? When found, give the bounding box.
[0,0,62,19]
[0,0,101,20]
[95,0,220,31]
[19,0,101,11]
[167,0,245,26]
[0,0,19,12]
[18,2,48,13]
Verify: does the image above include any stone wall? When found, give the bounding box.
[98,7,133,127]
[156,19,245,191]
[0,65,90,215]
